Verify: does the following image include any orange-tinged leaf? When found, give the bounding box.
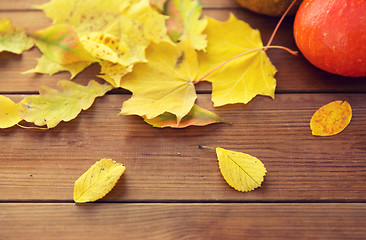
[165,0,184,42]
[310,100,352,136]
[198,14,277,106]
[164,0,207,50]
[74,158,126,203]
[31,24,97,65]
[0,95,22,129]
[19,80,112,128]
[0,18,33,54]
[144,104,226,128]
[150,0,168,12]
[216,147,267,192]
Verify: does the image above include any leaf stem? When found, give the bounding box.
[193,45,297,84]
[265,0,299,49]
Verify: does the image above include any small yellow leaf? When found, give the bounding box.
[0,18,33,54]
[310,100,352,136]
[74,158,126,203]
[0,95,22,129]
[216,147,267,192]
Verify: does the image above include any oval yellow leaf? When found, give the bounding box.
[74,158,126,203]
[216,147,267,192]
[0,95,21,129]
[310,100,352,136]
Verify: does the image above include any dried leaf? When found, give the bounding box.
[80,32,121,63]
[0,95,22,129]
[198,14,277,106]
[144,104,226,128]
[38,0,168,43]
[0,18,33,54]
[98,62,134,88]
[121,0,170,44]
[19,80,112,128]
[81,28,147,66]
[38,0,125,34]
[120,37,198,123]
[164,0,184,42]
[216,147,267,192]
[31,24,96,65]
[38,0,168,80]
[24,55,91,79]
[310,100,352,136]
[74,158,126,203]
[165,0,207,50]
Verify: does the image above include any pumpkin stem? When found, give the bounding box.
[265,0,299,49]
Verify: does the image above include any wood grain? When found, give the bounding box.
[1,203,365,240]
[1,94,365,202]
[1,1,366,239]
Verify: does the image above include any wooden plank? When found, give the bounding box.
[1,10,365,93]
[0,0,241,10]
[1,94,365,202]
[0,203,365,239]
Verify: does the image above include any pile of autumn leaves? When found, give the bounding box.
[0,0,277,129]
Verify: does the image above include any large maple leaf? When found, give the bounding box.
[119,37,198,123]
[198,14,277,107]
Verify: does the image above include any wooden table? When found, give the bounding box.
[1,0,366,239]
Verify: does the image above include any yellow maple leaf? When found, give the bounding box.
[24,55,91,79]
[0,95,22,129]
[119,37,198,123]
[216,147,267,192]
[18,80,112,128]
[74,158,126,203]
[310,100,352,136]
[0,18,33,54]
[198,14,277,107]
